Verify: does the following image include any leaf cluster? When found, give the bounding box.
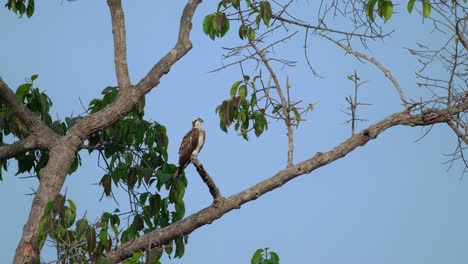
[215,75,268,139]
[203,0,273,41]
[85,87,188,261]
[4,0,34,18]
[251,248,280,264]
[365,0,445,22]
[37,195,124,263]
[0,75,80,180]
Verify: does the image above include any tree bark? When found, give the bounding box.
[12,0,202,262]
[105,102,468,262]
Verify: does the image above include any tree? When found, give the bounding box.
[1,0,467,263]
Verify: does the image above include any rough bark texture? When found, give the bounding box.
[11,0,202,262]
[192,158,223,202]
[105,102,468,262]
[4,0,466,262]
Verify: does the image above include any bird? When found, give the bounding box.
[174,117,205,177]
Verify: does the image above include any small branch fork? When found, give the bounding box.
[105,101,468,262]
[238,10,295,167]
[12,0,202,262]
[191,158,223,204]
[320,34,410,109]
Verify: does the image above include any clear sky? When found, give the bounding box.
[1,1,467,263]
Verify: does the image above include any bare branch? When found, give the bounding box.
[447,120,468,145]
[136,0,200,91]
[106,101,468,262]
[240,11,295,166]
[107,0,131,89]
[272,14,391,39]
[321,34,409,108]
[192,158,223,203]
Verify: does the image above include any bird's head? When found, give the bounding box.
[192,117,204,129]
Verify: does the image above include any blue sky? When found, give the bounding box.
[1,1,467,263]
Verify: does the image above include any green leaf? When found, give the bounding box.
[422,0,431,18]
[382,1,393,22]
[26,0,34,17]
[219,120,228,133]
[251,249,264,264]
[365,0,377,21]
[156,171,172,190]
[123,251,144,264]
[238,24,246,40]
[140,192,149,205]
[269,252,280,264]
[407,0,415,13]
[218,100,235,126]
[230,80,242,98]
[16,83,31,101]
[248,28,256,40]
[86,227,97,252]
[260,1,272,26]
[239,84,247,100]
[99,228,109,246]
[174,236,185,258]
[63,199,77,227]
[203,14,214,37]
[253,111,267,137]
[292,107,301,125]
[53,194,66,215]
[132,214,144,231]
[231,0,240,9]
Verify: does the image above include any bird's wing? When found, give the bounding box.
[178,129,200,170]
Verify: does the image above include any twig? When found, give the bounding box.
[321,34,409,109]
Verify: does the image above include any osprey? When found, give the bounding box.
[174,118,205,177]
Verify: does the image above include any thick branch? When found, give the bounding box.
[192,158,223,202]
[107,0,131,89]
[0,79,57,141]
[106,102,468,262]
[0,136,39,160]
[135,0,199,90]
[321,34,409,108]
[13,0,202,262]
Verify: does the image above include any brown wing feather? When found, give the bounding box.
[178,128,200,171]
[198,130,206,153]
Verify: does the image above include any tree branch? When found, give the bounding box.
[105,101,468,262]
[321,34,409,108]
[0,78,57,142]
[135,0,200,91]
[240,12,295,167]
[13,1,202,262]
[107,0,131,89]
[0,136,39,160]
[192,158,223,202]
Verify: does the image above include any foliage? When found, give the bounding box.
[0,75,81,180]
[0,83,188,262]
[251,248,280,264]
[4,0,34,17]
[2,0,467,263]
[215,75,268,139]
